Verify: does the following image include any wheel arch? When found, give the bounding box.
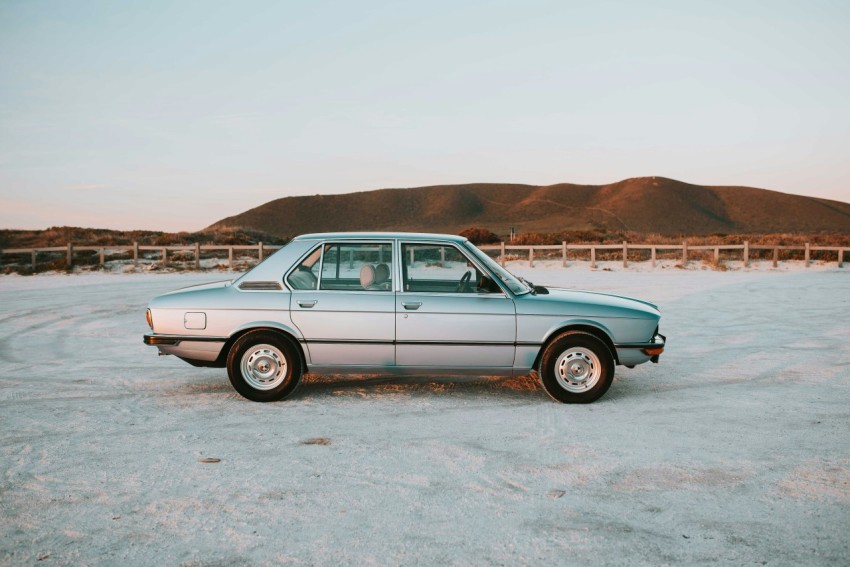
[532,322,618,370]
[215,324,306,370]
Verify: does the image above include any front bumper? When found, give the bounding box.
[614,331,666,365]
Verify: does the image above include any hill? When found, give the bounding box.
[207,177,850,237]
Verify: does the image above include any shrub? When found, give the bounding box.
[459,227,500,245]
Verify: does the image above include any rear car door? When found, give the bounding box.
[288,241,395,366]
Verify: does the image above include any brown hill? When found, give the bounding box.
[208,177,850,237]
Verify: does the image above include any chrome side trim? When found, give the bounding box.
[298,338,541,347]
[615,332,666,350]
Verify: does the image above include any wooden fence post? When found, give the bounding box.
[259,242,264,262]
[590,247,596,269]
[228,247,234,269]
[529,247,534,268]
[622,241,628,268]
[561,241,567,267]
[195,242,201,269]
[714,247,720,264]
[772,246,778,268]
[67,242,73,269]
[99,248,105,268]
[133,242,139,266]
[838,248,844,268]
[682,241,687,266]
[162,247,167,267]
[500,241,505,267]
[31,249,37,271]
[805,243,810,267]
[744,241,749,267]
[651,247,656,269]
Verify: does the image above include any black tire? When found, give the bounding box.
[539,331,615,403]
[226,331,302,402]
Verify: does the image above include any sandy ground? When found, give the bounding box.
[1,264,849,565]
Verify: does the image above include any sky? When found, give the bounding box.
[1,0,849,232]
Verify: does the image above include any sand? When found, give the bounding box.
[1,264,848,565]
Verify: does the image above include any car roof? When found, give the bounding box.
[294,231,469,244]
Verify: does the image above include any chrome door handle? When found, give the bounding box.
[297,300,317,308]
[401,301,422,310]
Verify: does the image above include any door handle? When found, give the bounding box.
[401,301,422,310]
[297,300,317,308]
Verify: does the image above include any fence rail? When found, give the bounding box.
[0,240,846,272]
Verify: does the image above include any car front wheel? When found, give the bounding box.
[539,331,614,403]
[227,331,302,402]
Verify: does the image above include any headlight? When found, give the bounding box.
[146,309,153,330]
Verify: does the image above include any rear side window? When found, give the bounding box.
[319,243,393,291]
[286,246,322,290]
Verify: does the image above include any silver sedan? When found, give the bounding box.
[144,232,664,403]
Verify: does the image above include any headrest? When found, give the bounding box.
[360,264,376,288]
[374,263,390,284]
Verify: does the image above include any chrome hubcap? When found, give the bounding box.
[241,344,287,390]
[555,347,601,392]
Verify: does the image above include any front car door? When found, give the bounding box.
[395,240,516,369]
[288,240,395,367]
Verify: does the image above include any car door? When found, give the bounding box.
[288,241,395,367]
[395,241,516,368]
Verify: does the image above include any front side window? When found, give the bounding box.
[320,243,393,291]
[402,243,496,294]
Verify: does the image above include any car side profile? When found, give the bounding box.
[144,232,664,403]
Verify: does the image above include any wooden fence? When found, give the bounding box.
[478,241,847,269]
[0,240,846,272]
[0,242,284,271]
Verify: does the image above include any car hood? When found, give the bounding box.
[516,287,660,319]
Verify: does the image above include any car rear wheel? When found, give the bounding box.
[539,331,614,403]
[227,331,302,402]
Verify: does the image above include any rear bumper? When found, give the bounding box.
[143,334,228,345]
[143,334,227,362]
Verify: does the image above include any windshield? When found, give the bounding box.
[464,242,531,296]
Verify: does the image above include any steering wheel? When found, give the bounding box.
[456,270,472,293]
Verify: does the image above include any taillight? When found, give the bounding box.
[146,309,153,330]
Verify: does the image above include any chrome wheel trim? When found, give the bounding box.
[240,344,287,391]
[555,347,602,393]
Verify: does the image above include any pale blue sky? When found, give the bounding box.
[1,0,849,231]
